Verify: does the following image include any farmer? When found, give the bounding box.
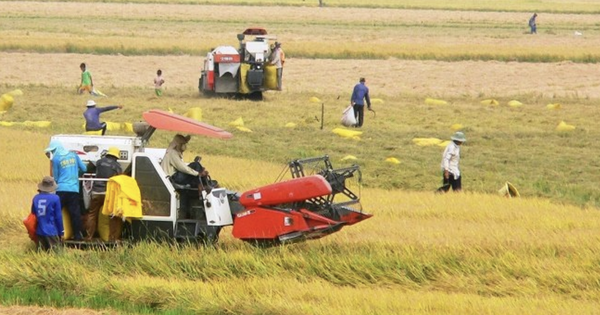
[350,77,372,128]
[45,139,87,240]
[83,100,123,135]
[161,134,210,219]
[269,42,284,90]
[439,131,466,193]
[31,176,63,251]
[78,62,94,94]
[529,13,538,34]
[86,147,122,241]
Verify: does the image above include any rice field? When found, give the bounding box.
[2,1,600,314]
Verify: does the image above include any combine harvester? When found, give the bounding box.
[51,110,372,247]
[199,28,280,100]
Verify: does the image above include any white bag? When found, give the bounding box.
[341,105,357,127]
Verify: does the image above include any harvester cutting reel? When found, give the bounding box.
[287,155,362,220]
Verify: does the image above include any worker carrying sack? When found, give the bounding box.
[341,105,357,127]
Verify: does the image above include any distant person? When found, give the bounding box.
[350,77,372,128]
[438,132,466,193]
[529,13,538,34]
[86,147,122,241]
[83,100,123,135]
[270,42,284,90]
[31,176,63,251]
[45,139,87,240]
[78,62,94,94]
[154,69,165,96]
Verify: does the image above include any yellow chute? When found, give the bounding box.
[425,98,447,106]
[385,157,401,164]
[556,121,575,131]
[185,107,203,121]
[229,117,244,127]
[508,100,523,108]
[480,99,499,106]
[412,138,443,146]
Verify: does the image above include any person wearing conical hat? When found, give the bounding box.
[86,147,123,241]
[31,176,64,251]
[439,131,466,193]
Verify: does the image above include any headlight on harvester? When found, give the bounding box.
[284,217,293,226]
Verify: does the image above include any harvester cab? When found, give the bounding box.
[49,110,372,247]
[199,28,279,99]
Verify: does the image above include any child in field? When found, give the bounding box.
[78,62,94,94]
[31,176,64,251]
[154,69,165,96]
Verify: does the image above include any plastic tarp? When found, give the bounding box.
[556,121,575,131]
[508,100,523,108]
[412,138,443,146]
[385,157,401,164]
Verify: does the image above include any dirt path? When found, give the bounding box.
[2,52,600,98]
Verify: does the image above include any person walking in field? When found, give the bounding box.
[83,100,123,135]
[529,13,538,34]
[438,131,466,193]
[154,69,165,96]
[86,147,122,241]
[31,176,64,251]
[350,77,372,128]
[45,140,87,241]
[78,62,94,94]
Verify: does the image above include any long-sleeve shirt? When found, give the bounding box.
[441,141,461,178]
[351,83,371,107]
[52,151,87,193]
[270,48,282,68]
[84,106,119,130]
[160,149,199,177]
[32,193,64,237]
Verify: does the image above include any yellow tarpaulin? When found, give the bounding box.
[425,98,447,106]
[412,138,443,146]
[556,121,575,131]
[332,128,362,138]
[547,103,561,110]
[229,117,244,127]
[236,126,253,133]
[385,157,401,164]
[185,107,203,121]
[450,124,463,131]
[508,100,523,108]
[341,155,357,161]
[480,99,499,106]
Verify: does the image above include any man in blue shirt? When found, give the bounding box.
[31,176,64,251]
[83,100,123,135]
[45,139,87,240]
[529,13,537,34]
[350,77,371,128]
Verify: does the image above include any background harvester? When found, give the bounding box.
[199,28,280,100]
[50,110,372,247]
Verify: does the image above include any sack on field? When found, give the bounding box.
[341,105,356,127]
